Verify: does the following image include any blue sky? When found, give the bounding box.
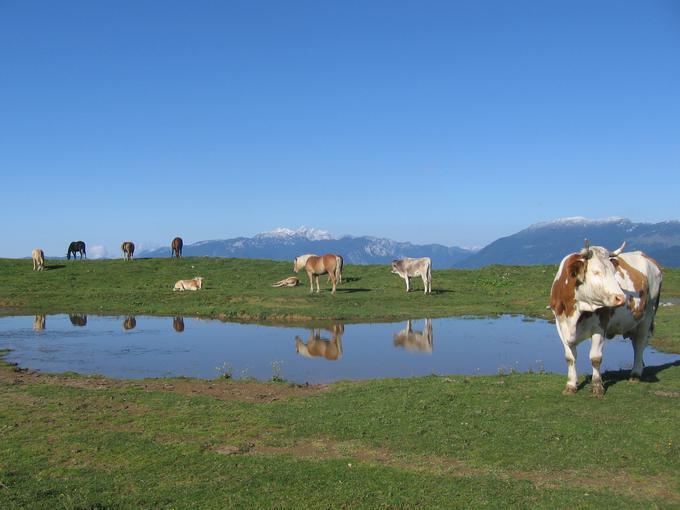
[1,1,679,258]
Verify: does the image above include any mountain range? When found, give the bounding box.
[139,219,680,268]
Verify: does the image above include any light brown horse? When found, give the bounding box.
[294,253,340,294]
[32,248,44,271]
[121,241,135,261]
[171,237,183,258]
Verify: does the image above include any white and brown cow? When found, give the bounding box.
[549,241,662,396]
[32,248,45,271]
[391,257,432,294]
[173,277,204,291]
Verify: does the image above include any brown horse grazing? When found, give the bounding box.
[32,248,45,271]
[171,237,183,258]
[67,241,86,260]
[294,254,340,294]
[123,316,137,330]
[121,241,135,261]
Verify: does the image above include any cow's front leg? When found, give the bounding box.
[589,333,605,397]
[562,341,578,395]
[307,271,314,293]
[421,274,428,294]
[315,275,320,293]
[404,276,410,292]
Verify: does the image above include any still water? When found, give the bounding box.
[0,314,677,384]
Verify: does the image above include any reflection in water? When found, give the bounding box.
[33,315,46,331]
[123,316,137,330]
[69,314,87,327]
[295,324,344,360]
[393,319,433,353]
[173,317,185,333]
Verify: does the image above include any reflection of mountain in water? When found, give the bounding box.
[295,324,344,360]
[393,319,433,353]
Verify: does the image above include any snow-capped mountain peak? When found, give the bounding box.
[527,216,630,230]
[255,226,333,241]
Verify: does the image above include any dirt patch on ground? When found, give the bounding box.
[210,437,679,503]
[0,364,327,403]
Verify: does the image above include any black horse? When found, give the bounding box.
[67,241,86,260]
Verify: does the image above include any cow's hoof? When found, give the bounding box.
[562,385,577,395]
[629,376,641,383]
[591,383,605,398]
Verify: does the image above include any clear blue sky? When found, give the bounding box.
[2,1,679,258]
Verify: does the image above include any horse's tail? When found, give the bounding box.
[335,255,343,284]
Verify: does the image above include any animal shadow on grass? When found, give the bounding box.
[45,265,66,271]
[342,276,361,283]
[577,360,680,392]
[339,288,371,294]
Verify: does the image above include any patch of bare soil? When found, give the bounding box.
[212,437,679,503]
[0,364,326,403]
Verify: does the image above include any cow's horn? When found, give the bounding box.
[579,239,592,259]
[609,241,626,257]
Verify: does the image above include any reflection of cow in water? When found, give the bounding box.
[173,317,185,333]
[295,324,344,360]
[69,314,87,327]
[67,241,86,260]
[393,319,433,353]
[123,316,137,330]
[33,315,46,331]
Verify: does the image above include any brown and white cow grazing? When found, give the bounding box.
[293,254,341,294]
[173,276,204,291]
[32,248,44,271]
[391,257,432,294]
[549,241,662,396]
[121,241,135,261]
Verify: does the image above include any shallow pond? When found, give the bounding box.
[0,314,677,384]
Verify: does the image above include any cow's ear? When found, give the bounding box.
[568,258,587,283]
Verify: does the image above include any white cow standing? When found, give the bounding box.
[549,241,662,396]
[391,257,432,294]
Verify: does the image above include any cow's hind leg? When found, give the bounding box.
[630,325,651,382]
[421,274,428,294]
[589,333,605,397]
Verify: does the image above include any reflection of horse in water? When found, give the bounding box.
[295,324,344,360]
[33,315,46,331]
[173,317,185,332]
[123,316,137,330]
[393,319,433,352]
[69,314,87,327]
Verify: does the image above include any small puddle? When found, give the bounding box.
[0,314,677,384]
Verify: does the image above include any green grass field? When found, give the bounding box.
[1,256,680,508]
